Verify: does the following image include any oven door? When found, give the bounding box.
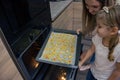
[17,27,49,80]
[35,64,78,80]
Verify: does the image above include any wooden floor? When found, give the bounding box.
[0,38,23,80]
[50,0,72,21]
[52,2,82,31]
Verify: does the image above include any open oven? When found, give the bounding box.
[0,0,82,80]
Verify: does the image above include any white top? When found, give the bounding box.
[91,34,120,80]
[115,0,120,5]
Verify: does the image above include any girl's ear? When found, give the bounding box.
[110,27,118,35]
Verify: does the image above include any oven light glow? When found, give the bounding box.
[31,58,39,68]
[35,62,39,68]
[61,76,66,80]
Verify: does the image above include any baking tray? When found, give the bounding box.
[36,28,82,68]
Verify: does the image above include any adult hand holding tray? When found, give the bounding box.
[36,29,82,68]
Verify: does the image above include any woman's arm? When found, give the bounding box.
[79,43,95,68]
[76,28,82,34]
[108,62,120,80]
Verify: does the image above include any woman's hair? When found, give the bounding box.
[82,0,115,35]
[96,5,120,61]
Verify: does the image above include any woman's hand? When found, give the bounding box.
[76,28,81,34]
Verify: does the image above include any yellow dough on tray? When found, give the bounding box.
[40,32,77,65]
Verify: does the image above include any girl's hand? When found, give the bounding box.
[79,64,91,71]
[80,52,86,60]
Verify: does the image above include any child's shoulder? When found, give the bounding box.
[92,34,102,45]
[92,34,101,40]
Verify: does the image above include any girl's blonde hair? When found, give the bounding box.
[97,5,120,61]
[82,0,115,35]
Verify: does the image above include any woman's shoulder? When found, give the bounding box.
[115,36,120,50]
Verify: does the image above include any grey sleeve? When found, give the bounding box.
[117,52,120,62]
[115,0,120,5]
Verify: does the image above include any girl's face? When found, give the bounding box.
[96,19,112,38]
[85,0,102,15]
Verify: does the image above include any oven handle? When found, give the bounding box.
[69,68,77,80]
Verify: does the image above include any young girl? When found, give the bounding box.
[78,0,116,62]
[79,5,120,80]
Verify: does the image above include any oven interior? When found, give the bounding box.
[0,0,80,80]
